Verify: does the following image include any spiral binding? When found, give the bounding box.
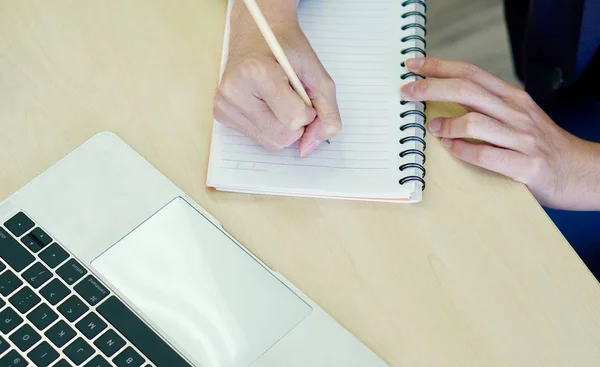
[399,0,427,191]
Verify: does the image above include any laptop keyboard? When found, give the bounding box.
[0,212,192,367]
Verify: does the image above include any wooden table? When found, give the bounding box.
[2,1,600,366]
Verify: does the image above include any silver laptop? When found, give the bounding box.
[0,132,387,367]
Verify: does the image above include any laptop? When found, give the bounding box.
[0,132,388,367]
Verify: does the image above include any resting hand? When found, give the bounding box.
[213,1,341,156]
[402,57,600,210]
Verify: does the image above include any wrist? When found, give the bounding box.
[562,138,600,211]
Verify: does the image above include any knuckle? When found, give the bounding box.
[521,132,538,150]
[320,75,337,95]
[475,148,493,165]
[444,119,458,137]
[511,88,535,109]
[239,57,270,79]
[523,157,546,185]
[460,63,481,78]
[212,95,224,117]
[266,74,290,93]
[327,113,343,129]
[265,142,284,153]
[514,88,532,102]
[463,120,478,138]
[455,79,476,96]
[426,57,443,73]
[275,130,302,148]
[217,80,237,100]
[448,140,465,157]
[514,111,532,125]
[467,145,500,167]
[212,97,233,126]
[322,113,344,136]
[462,113,480,136]
[287,107,316,131]
[481,115,500,135]
[413,80,430,96]
[325,74,336,89]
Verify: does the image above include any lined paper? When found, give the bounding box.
[207,0,427,201]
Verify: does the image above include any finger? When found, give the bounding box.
[401,78,528,126]
[441,138,530,182]
[429,113,529,153]
[220,77,303,145]
[405,57,520,98]
[253,70,317,131]
[298,74,342,157]
[214,94,288,151]
[221,58,312,139]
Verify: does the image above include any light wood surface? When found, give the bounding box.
[2,1,600,366]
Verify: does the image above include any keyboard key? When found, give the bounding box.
[94,329,126,357]
[39,243,69,269]
[0,307,23,334]
[64,337,95,365]
[57,259,88,285]
[40,279,70,305]
[0,349,28,367]
[0,259,6,272]
[10,324,41,351]
[58,295,89,322]
[28,341,59,367]
[27,303,58,331]
[85,355,111,367]
[0,271,23,297]
[114,347,145,367]
[54,360,73,367]
[0,335,9,355]
[45,320,76,348]
[97,297,191,366]
[4,212,34,237]
[22,262,52,288]
[21,234,43,253]
[9,286,41,314]
[76,313,107,340]
[0,229,34,273]
[30,227,52,246]
[0,298,5,310]
[75,276,109,306]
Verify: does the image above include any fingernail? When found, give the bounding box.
[406,57,425,70]
[441,138,453,148]
[324,122,342,136]
[300,139,322,157]
[401,82,416,100]
[428,119,441,134]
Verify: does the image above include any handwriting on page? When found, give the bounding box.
[217,0,399,173]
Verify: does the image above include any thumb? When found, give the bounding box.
[299,78,342,157]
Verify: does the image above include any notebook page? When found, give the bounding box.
[207,0,421,199]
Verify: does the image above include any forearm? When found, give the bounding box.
[231,0,299,30]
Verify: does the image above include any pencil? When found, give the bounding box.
[243,0,331,144]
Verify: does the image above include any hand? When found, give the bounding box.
[401,57,600,210]
[213,1,342,156]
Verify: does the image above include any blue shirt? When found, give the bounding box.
[504,0,600,103]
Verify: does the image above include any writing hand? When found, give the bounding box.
[213,3,341,156]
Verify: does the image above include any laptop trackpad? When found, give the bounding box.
[92,198,311,367]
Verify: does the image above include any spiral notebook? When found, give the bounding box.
[207,0,427,203]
